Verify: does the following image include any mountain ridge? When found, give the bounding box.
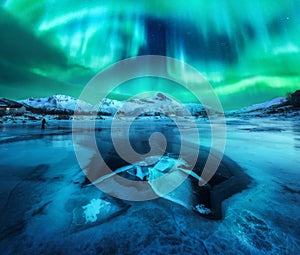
[1,91,299,118]
[13,93,207,117]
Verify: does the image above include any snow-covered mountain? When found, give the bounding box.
[228,95,300,118]
[184,103,207,116]
[17,93,206,116]
[96,98,123,115]
[3,93,300,118]
[19,95,93,113]
[238,97,287,113]
[114,93,205,117]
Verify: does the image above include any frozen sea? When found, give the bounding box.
[0,117,299,254]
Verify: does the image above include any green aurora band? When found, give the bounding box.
[1,0,300,109]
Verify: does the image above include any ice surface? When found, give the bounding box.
[0,118,299,254]
[125,165,148,180]
[153,157,176,172]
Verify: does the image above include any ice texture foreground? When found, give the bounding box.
[0,118,299,254]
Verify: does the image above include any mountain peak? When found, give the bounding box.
[155,92,170,101]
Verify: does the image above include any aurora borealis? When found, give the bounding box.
[1,0,300,109]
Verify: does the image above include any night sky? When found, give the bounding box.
[1,0,300,109]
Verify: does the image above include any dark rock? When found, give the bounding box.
[28,115,39,121]
[289,90,300,107]
[156,92,167,100]
[56,115,70,120]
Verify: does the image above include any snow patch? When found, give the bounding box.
[82,198,111,223]
[194,204,211,215]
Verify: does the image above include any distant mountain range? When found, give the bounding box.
[19,95,93,114]
[228,90,300,118]
[1,91,299,118]
[11,93,206,117]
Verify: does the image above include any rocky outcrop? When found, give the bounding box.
[289,90,300,107]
